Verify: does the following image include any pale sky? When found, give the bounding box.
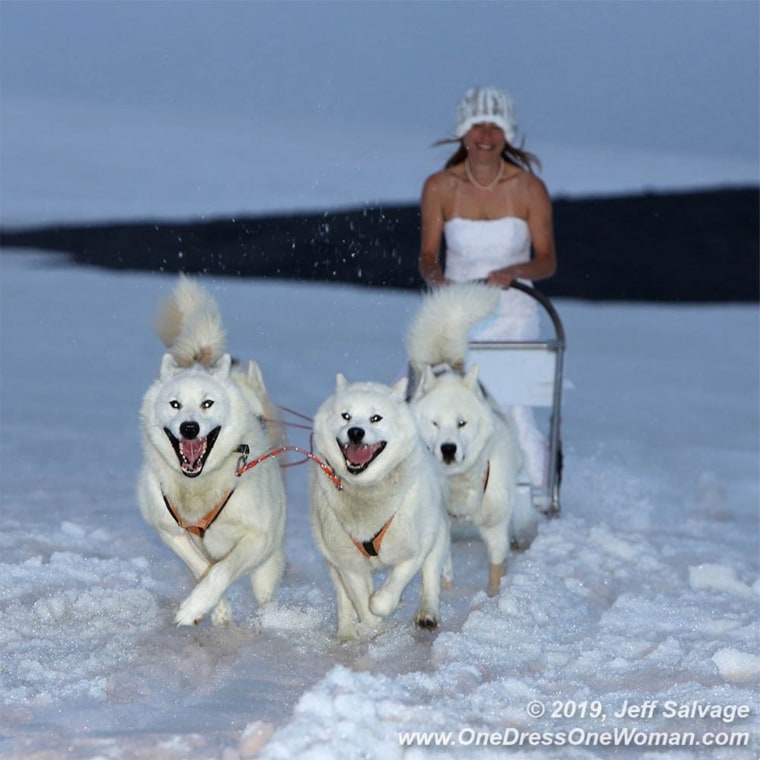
[2,1,758,159]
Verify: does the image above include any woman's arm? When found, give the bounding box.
[418,174,450,287]
[486,175,557,288]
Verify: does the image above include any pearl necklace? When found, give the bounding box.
[465,159,504,191]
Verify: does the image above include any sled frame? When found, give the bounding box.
[469,281,566,516]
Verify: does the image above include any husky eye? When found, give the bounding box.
[201,399,214,410]
[341,412,351,421]
[169,400,181,410]
[457,419,467,428]
[369,414,382,423]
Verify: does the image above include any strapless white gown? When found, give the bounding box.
[444,216,547,487]
[444,216,539,340]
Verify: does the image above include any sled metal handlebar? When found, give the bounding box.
[468,278,565,517]
[469,279,566,348]
[507,281,566,348]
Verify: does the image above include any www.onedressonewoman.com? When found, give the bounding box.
[397,726,751,750]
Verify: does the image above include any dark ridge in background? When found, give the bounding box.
[1,187,757,301]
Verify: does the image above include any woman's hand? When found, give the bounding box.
[486,268,515,288]
[424,275,453,288]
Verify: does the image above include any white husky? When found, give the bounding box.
[406,282,534,596]
[310,374,450,640]
[138,276,286,626]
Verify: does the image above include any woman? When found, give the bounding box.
[418,85,557,488]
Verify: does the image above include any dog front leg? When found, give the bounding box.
[370,557,422,618]
[250,548,284,606]
[327,566,360,641]
[478,520,509,597]
[416,524,449,628]
[160,528,212,579]
[330,564,380,639]
[175,531,269,626]
[159,530,233,626]
[441,544,454,590]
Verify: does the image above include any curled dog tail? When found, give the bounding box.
[155,275,226,367]
[405,282,500,369]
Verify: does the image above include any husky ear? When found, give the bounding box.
[247,360,266,394]
[405,361,421,401]
[159,353,181,381]
[416,365,437,397]
[464,364,480,389]
[335,373,349,391]
[390,376,408,400]
[211,353,232,377]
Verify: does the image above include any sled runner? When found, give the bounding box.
[469,281,566,516]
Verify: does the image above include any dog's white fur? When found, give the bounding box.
[138,276,286,626]
[405,281,500,377]
[406,282,532,596]
[310,374,450,640]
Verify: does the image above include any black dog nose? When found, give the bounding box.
[180,421,200,439]
[347,427,365,444]
[441,442,457,463]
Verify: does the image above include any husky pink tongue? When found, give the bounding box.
[344,443,377,466]
[182,438,205,464]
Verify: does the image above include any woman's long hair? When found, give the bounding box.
[436,138,541,174]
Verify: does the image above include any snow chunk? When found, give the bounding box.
[589,524,639,561]
[688,563,753,597]
[238,720,275,757]
[712,647,760,684]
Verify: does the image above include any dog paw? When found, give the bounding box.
[175,596,210,627]
[369,589,399,618]
[336,626,360,642]
[175,609,203,627]
[487,561,505,597]
[414,610,439,629]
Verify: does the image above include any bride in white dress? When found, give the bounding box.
[418,86,557,488]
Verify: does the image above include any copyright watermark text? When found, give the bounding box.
[525,698,751,724]
[397,698,752,750]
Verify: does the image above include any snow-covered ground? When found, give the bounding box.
[1,249,757,759]
[1,3,758,757]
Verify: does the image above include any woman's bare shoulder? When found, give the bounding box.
[423,167,462,194]
[523,170,550,197]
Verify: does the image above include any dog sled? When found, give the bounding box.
[469,282,566,516]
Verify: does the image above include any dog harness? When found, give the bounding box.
[351,515,395,559]
[162,491,234,538]
[236,444,342,490]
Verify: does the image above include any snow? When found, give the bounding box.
[1,252,757,759]
[1,2,758,758]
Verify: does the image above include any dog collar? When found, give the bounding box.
[351,514,395,558]
[162,490,234,538]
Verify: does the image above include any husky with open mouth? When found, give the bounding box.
[310,374,449,640]
[138,276,286,626]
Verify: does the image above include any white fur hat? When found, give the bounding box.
[455,86,518,143]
